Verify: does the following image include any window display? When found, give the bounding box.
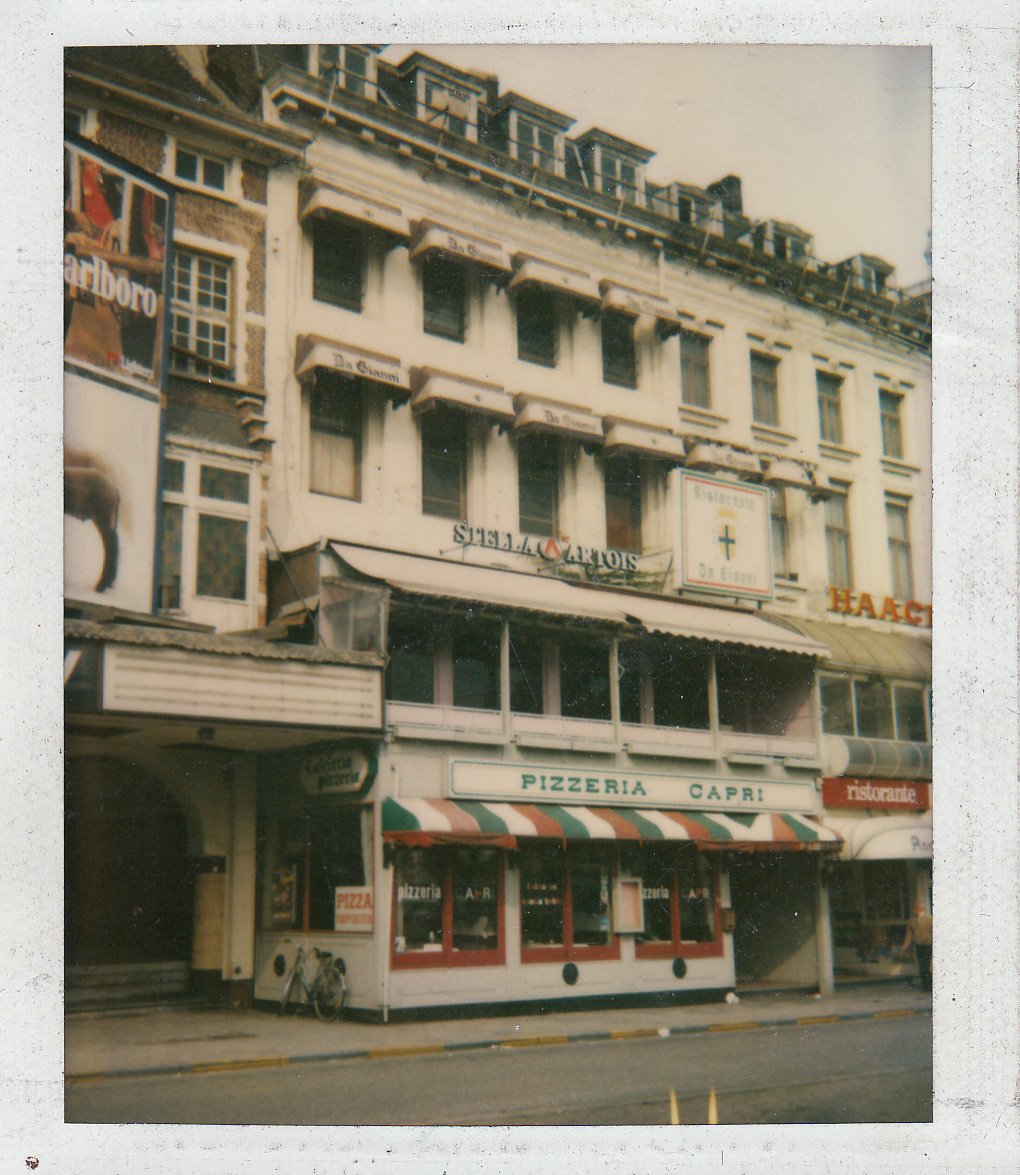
[632,847,721,958]
[519,845,618,961]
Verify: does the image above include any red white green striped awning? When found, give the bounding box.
[382,798,840,851]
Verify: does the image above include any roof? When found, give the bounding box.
[489,91,575,130]
[65,618,384,667]
[65,46,220,103]
[763,615,931,679]
[572,127,656,164]
[392,51,490,93]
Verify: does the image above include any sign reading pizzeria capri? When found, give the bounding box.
[450,760,815,814]
[822,778,931,811]
[300,746,376,796]
[827,587,931,627]
[679,472,773,600]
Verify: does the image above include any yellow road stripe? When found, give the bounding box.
[498,1035,569,1048]
[875,1009,914,1019]
[366,1044,445,1059]
[708,1022,761,1032]
[708,1087,718,1125]
[610,1028,660,1040]
[669,1088,679,1125]
[796,1015,841,1026]
[66,1075,107,1084]
[191,1057,289,1074]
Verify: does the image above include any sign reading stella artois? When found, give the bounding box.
[679,472,773,599]
[452,523,639,571]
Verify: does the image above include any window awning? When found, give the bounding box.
[621,596,832,657]
[513,396,604,443]
[329,542,833,656]
[382,797,841,850]
[294,334,411,398]
[760,456,822,494]
[823,812,931,861]
[685,442,763,477]
[299,184,410,242]
[411,369,516,424]
[767,616,932,679]
[603,417,687,464]
[409,220,513,274]
[509,256,601,306]
[822,734,932,781]
[599,281,682,334]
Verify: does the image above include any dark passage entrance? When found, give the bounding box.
[65,757,194,970]
[728,854,819,987]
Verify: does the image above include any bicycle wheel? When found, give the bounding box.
[279,968,298,1016]
[313,965,347,1022]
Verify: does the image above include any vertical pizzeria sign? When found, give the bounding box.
[63,136,173,611]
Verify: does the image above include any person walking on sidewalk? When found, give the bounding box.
[903,901,933,991]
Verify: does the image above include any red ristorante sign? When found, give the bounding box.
[822,778,931,810]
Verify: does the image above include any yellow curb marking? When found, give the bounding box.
[708,1087,718,1125]
[498,1035,569,1048]
[796,1015,841,1026]
[708,1022,761,1032]
[669,1088,679,1125]
[875,1009,914,1019]
[366,1044,445,1059]
[610,1028,660,1040]
[192,1057,289,1074]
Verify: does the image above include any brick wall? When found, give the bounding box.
[95,111,166,174]
[174,192,267,313]
[245,323,266,390]
[241,160,268,205]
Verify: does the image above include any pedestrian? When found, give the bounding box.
[903,901,933,991]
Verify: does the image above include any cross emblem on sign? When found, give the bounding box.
[718,524,736,560]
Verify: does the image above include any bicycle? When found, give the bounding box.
[278,939,347,1021]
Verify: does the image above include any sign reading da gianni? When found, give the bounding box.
[679,472,772,599]
[450,761,814,814]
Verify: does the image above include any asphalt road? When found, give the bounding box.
[66,1013,932,1126]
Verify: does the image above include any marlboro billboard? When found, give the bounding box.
[64,137,173,610]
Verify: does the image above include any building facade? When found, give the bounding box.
[63,45,931,1016]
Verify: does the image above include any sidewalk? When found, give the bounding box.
[65,982,932,1082]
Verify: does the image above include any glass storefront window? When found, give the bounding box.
[451,848,499,951]
[862,861,910,922]
[637,860,672,944]
[677,854,716,943]
[520,848,565,948]
[570,853,612,947]
[393,847,444,952]
[632,848,721,958]
[519,845,619,960]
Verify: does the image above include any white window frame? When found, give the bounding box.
[416,73,480,142]
[314,45,379,99]
[169,231,251,384]
[163,135,242,201]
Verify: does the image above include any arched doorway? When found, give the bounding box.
[65,757,194,984]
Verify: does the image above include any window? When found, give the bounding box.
[680,331,711,409]
[632,849,721,959]
[886,497,914,598]
[750,352,779,426]
[422,254,466,341]
[601,311,637,388]
[716,650,813,736]
[854,678,895,740]
[604,455,642,552]
[311,218,363,311]
[817,371,844,444]
[879,390,904,459]
[820,675,855,736]
[420,408,467,519]
[451,622,501,710]
[170,250,232,377]
[825,486,853,590]
[517,434,559,535]
[821,675,931,742]
[319,45,373,96]
[391,846,503,968]
[516,117,557,171]
[516,286,558,367]
[618,642,710,730]
[769,486,790,579]
[423,81,473,138]
[386,615,437,705]
[309,372,362,499]
[159,451,252,608]
[600,154,638,203]
[558,635,611,722]
[174,145,227,193]
[508,626,545,715]
[520,844,618,962]
[894,685,929,741]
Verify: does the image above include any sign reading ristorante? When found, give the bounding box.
[450,760,814,814]
[822,778,931,810]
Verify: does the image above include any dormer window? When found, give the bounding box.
[489,94,573,177]
[572,129,654,208]
[317,45,378,100]
[395,54,487,143]
[749,220,813,265]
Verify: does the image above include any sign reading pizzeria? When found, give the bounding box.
[679,472,773,599]
[300,746,376,796]
[822,778,931,810]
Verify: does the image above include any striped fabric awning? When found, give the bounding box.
[382,798,841,851]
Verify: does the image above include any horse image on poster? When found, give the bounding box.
[64,449,120,593]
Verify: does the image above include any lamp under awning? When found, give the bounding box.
[599,281,682,335]
[382,797,841,850]
[509,255,601,306]
[411,369,516,424]
[409,220,513,274]
[294,333,411,399]
[685,441,762,477]
[603,417,687,464]
[299,184,410,242]
[513,395,604,443]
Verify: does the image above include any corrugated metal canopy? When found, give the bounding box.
[766,615,931,679]
[382,797,840,849]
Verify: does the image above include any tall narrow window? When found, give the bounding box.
[769,485,790,579]
[309,373,362,499]
[170,250,232,377]
[516,117,556,171]
[422,255,466,341]
[420,409,467,519]
[817,371,844,444]
[517,434,559,535]
[601,311,637,388]
[516,287,557,367]
[600,154,638,203]
[880,390,904,459]
[558,635,611,721]
[750,352,779,426]
[680,331,711,409]
[311,218,363,311]
[604,455,642,552]
[886,497,914,599]
[825,486,853,589]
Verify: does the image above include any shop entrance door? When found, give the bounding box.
[65,757,194,1005]
[728,854,819,988]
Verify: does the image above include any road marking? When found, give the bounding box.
[191,1057,289,1074]
[708,1087,718,1125]
[875,1009,915,1020]
[366,1044,445,1059]
[708,1022,761,1032]
[796,1016,841,1026]
[609,1028,660,1040]
[669,1088,679,1125]
[498,1035,569,1048]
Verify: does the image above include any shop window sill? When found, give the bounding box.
[387,702,505,744]
[512,713,617,752]
[621,723,718,760]
[719,732,816,760]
